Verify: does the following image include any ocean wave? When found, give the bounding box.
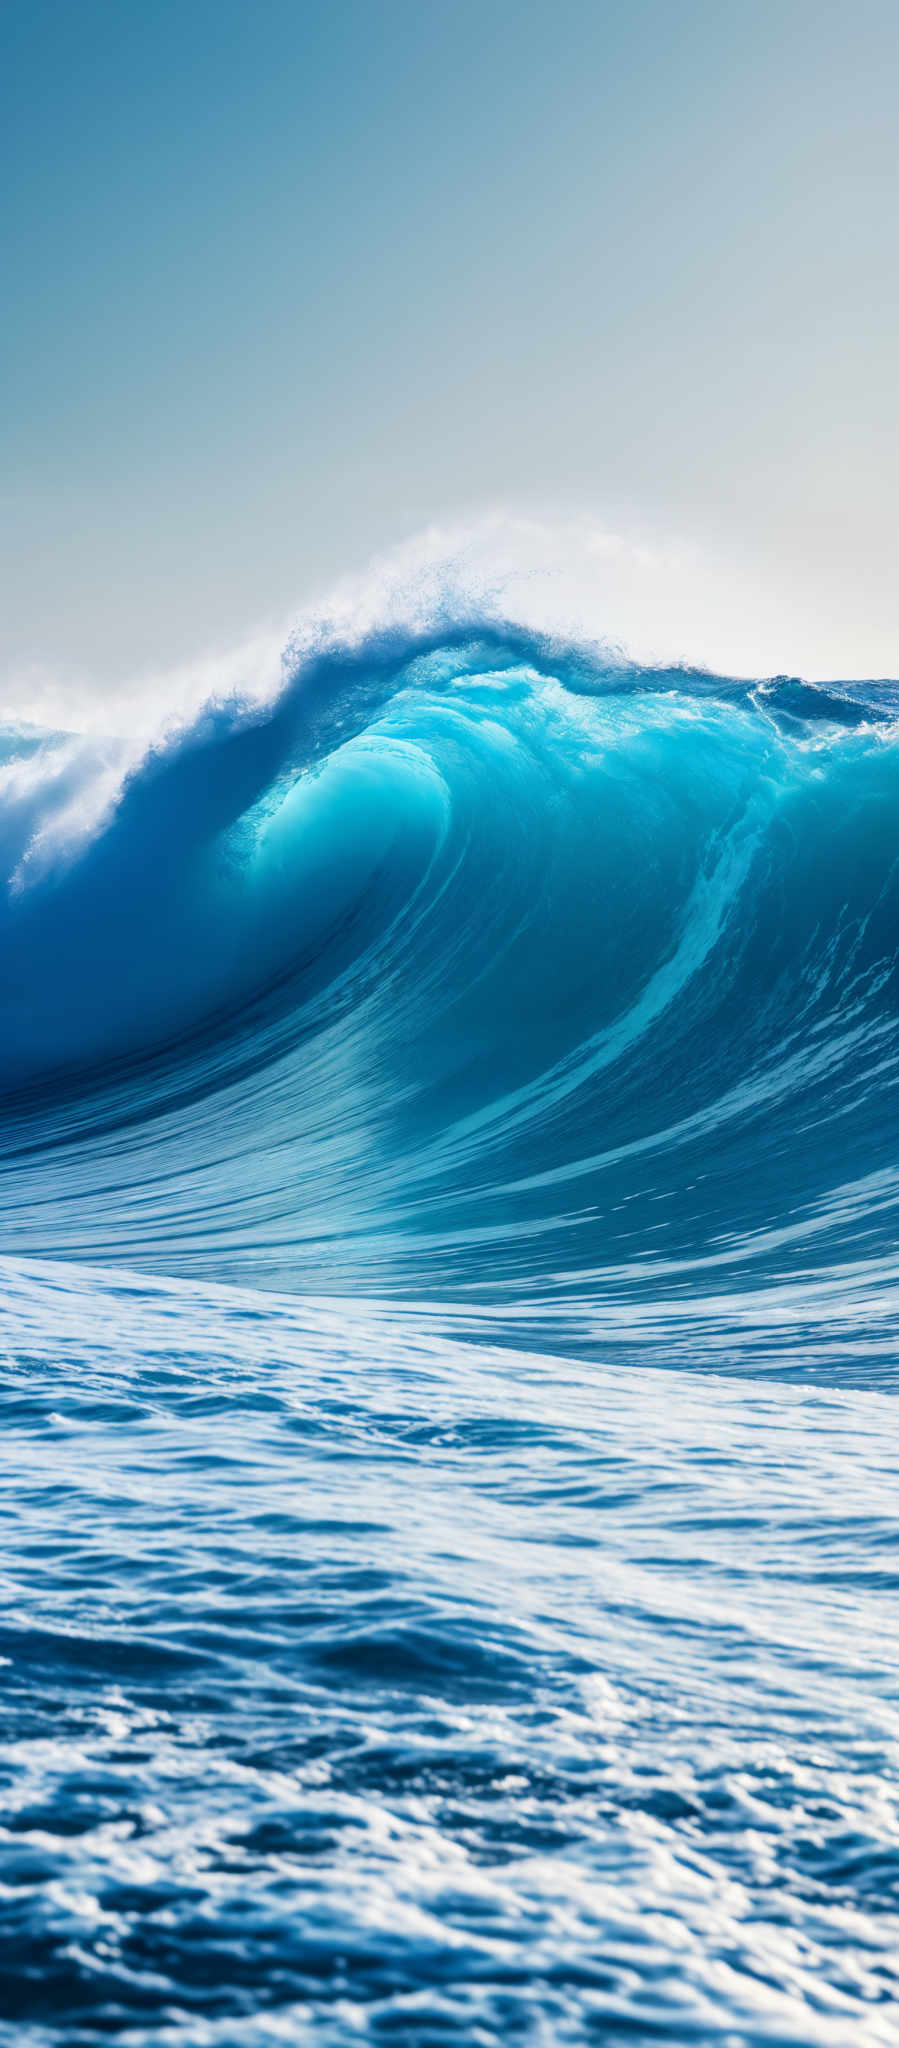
[2,611,899,1379]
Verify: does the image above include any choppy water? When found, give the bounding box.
[2,620,898,2043]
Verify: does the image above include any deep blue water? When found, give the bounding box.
[1,624,898,2043]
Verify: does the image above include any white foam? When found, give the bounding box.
[1,511,877,751]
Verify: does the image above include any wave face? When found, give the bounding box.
[3,625,899,1372]
[3,614,899,2045]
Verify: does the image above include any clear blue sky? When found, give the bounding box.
[3,0,899,691]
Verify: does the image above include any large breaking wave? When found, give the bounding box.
[2,613,899,1377]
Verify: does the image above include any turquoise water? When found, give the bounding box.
[1,625,898,2042]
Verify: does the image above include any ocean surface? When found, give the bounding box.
[1,620,898,2044]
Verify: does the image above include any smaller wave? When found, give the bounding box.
[2,1254,897,2044]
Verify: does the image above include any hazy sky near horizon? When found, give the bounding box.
[4,0,899,697]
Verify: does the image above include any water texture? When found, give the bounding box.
[1,622,898,2043]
